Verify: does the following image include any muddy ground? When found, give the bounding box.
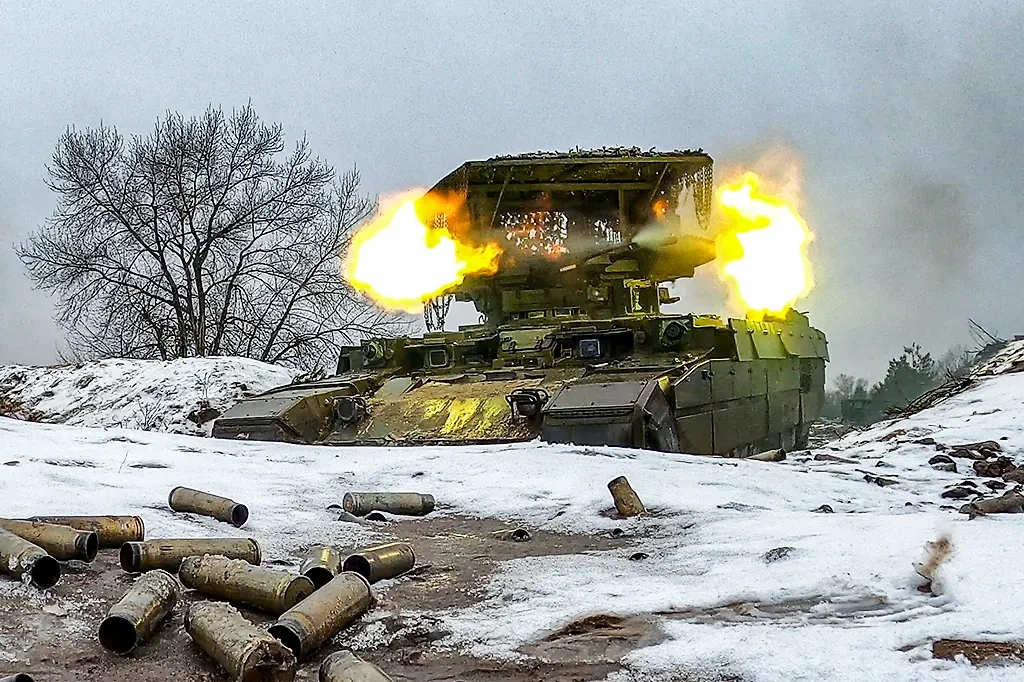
[0,515,666,682]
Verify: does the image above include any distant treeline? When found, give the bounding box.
[822,343,977,425]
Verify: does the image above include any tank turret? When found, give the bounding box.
[212,148,828,457]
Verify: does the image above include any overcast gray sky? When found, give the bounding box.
[1,0,1022,382]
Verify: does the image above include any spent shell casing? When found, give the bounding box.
[185,601,296,682]
[180,555,315,615]
[341,492,434,517]
[0,675,36,682]
[341,542,415,584]
[607,476,647,517]
[269,572,374,660]
[120,538,261,573]
[300,546,344,589]
[491,528,531,542]
[28,515,144,548]
[0,519,98,562]
[0,527,59,589]
[168,486,249,527]
[98,568,178,655]
[319,651,394,682]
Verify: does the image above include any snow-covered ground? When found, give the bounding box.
[1,344,1023,680]
[0,357,296,436]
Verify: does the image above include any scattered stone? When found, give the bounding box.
[861,471,898,487]
[813,453,856,464]
[953,440,1002,453]
[813,504,834,513]
[941,487,976,500]
[973,457,1016,478]
[950,448,986,460]
[984,480,1007,491]
[933,639,1024,664]
[959,479,979,488]
[960,491,1024,518]
[915,437,937,446]
[2,460,18,466]
[1003,468,1024,484]
[932,462,957,473]
[874,460,895,468]
[762,547,796,563]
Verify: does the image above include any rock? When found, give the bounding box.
[762,547,796,563]
[932,462,957,473]
[187,402,221,426]
[949,448,985,460]
[984,480,1007,491]
[928,454,956,472]
[813,453,856,464]
[628,552,649,561]
[1003,468,1024,484]
[813,504,835,513]
[941,487,976,500]
[2,460,18,466]
[973,457,1016,478]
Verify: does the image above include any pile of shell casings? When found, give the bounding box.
[4,486,433,681]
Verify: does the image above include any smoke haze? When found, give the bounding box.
[1,1,1021,381]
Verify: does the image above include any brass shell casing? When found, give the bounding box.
[341,542,415,584]
[168,487,249,527]
[184,601,296,682]
[120,538,261,573]
[269,572,374,660]
[0,527,60,589]
[607,476,647,517]
[319,651,394,682]
[300,545,343,589]
[98,568,179,655]
[0,519,98,562]
[341,492,434,517]
[28,515,144,548]
[180,555,315,615]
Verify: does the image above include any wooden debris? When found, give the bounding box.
[932,638,1024,665]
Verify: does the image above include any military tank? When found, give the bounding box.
[212,148,828,455]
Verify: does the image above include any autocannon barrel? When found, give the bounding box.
[269,572,374,660]
[98,569,178,655]
[180,555,315,615]
[341,542,415,584]
[319,651,394,682]
[0,519,98,562]
[300,545,344,589]
[120,538,261,573]
[28,515,144,548]
[342,492,435,517]
[168,487,249,527]
[0,527,60,589]
[185,601,296,682]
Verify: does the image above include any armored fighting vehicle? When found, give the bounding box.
[212,149,828,455]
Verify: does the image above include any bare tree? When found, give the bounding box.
[18,103,404,371]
